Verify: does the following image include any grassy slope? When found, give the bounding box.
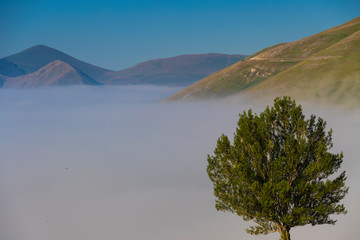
[167,16,360,102]
[166,53,297,100]
[246,29,360,107]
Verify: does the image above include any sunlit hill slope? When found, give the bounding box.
[167,16,360,107]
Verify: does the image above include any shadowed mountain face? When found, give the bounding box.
[0,75,7,87]
[1,45,111,80]
[0,59,25,77]
[168,16,360,107]
[3,60,100,88]
[101,53,247,86]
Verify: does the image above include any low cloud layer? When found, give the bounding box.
[0,86,359,240]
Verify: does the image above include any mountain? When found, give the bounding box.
[2,60,101,88]
[167,16,360,107]
[101,53,247,86]
[0,59,25,77]
[1,45,111,80]
[246,26,360,107]
[1,45,247,87]
[0,74,7,87]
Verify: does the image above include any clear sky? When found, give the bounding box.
[1,0,359,70]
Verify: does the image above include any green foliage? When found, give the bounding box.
[207,97,348,240]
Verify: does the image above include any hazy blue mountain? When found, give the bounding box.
[0,75,7,87]
[1,45,111,80]
[3,60,101,88]
[0,59,25,77]
[1,45,247,87]
[102,53,247,86]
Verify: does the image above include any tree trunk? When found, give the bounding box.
[279,226,291,240]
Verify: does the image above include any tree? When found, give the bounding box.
[207,97,348,240]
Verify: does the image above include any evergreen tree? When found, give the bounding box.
[207,97,348,240]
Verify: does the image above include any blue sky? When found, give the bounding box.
[1,0,359,70]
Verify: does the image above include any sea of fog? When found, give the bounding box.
[0,86,359,240]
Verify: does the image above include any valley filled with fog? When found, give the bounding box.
[0,86,359,240]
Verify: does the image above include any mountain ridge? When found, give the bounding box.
[167,16,360,107]
[101,53,247,86]
[0,45,247,87]
[245,28,360,107]
[2,60,101,88]
[1,45,111,80]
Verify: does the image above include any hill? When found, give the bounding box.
[1,45,111,80]
[0,74,7,87]
[167,16,360,106]
[1,45,246,87]
[246,27,360,107]
[2,60,101,88]
[0,59,25,77]
[101,53,247,86]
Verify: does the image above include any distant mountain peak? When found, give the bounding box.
[2,60,100,88]
[41,60,80,75]
[47,59,72,67]
[27,44,52,50]
[1,45,247,88]
[1,44,111,79]
[20,44,64,55]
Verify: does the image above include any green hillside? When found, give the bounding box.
[247,29,360,107]
[167,16,360,106]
